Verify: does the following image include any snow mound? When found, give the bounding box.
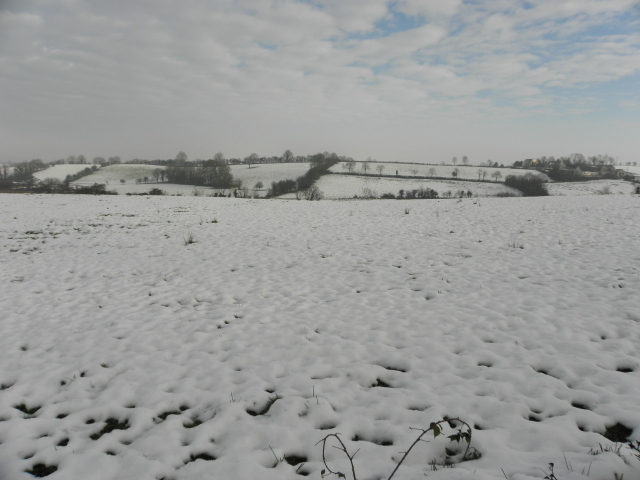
[0,194,639,480]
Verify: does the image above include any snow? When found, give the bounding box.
[332,163,551,182]
[310,174,520,199]
[230,163,310,188]
[71,164,165,186]
[33,165,97,182]
[1,194,639,480]
[547,180,636,196]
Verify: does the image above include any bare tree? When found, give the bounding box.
[452,156,458,166]
[361,161,371,174]
[282,149,294,163]
[213,152,225,163]
[152,168,162,183]
[244,153,258,168]
[345,159,356,173]
[482,169,488,180]
[376,164,385,176]
[452,168,460,178]
[428,167,436,176]
[411,168,419,176]
[477,168,483,180]
[462,155,468,165]
[492,171,502,182]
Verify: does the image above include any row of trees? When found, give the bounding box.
[267,152,341,198]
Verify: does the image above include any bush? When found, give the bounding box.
[148,188,165,195]
[73,183,118,195]
[504,174,548,196]
[268,179,297,197]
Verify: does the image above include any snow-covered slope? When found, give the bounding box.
[0,194,639,480]
[313,174,520,199]
[33,165,97,182]
[331,163,551,182]
[230,163,310,188]
[71,164,165,185]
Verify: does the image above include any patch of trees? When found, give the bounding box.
[63,166,99,184]
[34,180,117,195]
[504,174,548,196]
[267,152,340,198]
[165,152,236,188]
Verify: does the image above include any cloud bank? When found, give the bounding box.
[1,0,639,163]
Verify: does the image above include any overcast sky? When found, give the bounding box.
[1,0,639,164]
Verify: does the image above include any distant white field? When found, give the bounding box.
[33,164,96,181]
[547,179,636,196]
[72,164,165,186]
[331,162,551,182]
[306,174,520,199]
[230,163,310,188]
[622,165,640,175]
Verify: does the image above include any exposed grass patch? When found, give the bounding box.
[247,394,282,416]
[14,404,40,415]
[603,423,633,443]
[25,464,58,478]
[90,418,130,441]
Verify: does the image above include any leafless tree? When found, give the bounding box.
[452,168,460,178]
[452,156,458,166]
[376,164,385,176]
[245,153,258,168]
[282,149,294,163]
[361,161,371,174]
[411,168,419,176]
[492,171,502,182]
[428,167,436,176]
[462,155,469,165]
[477,168,483,180]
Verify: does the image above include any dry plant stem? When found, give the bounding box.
[317,417,473,480]
[316,433,359,480]
[387,417,470,480]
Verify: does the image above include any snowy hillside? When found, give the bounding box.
[71,164,165,186]
[311,175,520,199]
[547,180,636,196]
[230,163,310,188]
[0,194,639,480]
[331,163,551,182]
[33,165,97,182]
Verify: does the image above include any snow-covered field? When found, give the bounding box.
[622,166,640,175]
[72,165,165,187]
[547,180,636,196]
[71,163,308,195]
[1,194,639,480]
[310,174,520,199]
[230,163,310,188]
[331,163,551,182]
[33,165,96,182]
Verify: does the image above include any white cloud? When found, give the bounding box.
[0,0,639,163]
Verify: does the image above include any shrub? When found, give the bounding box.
[73,183,118,195]
[148,188,165,195]
[504,173,548,196]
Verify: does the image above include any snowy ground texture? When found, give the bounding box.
[547,180,636,197]
[312,175,520,199]
[331,163,551,182]
[33,165,98,182]
[1,194,640,480]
